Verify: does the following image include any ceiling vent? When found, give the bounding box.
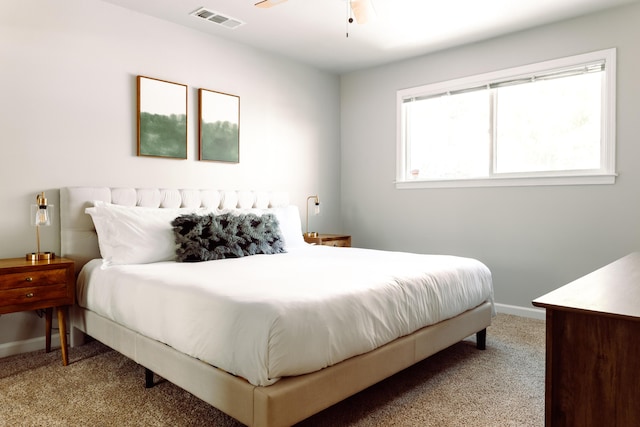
[190,7,245,30]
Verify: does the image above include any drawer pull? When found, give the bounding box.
[25,292,35,298]
[25,277,33,282]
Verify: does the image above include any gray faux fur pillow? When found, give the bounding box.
[171,212,286,262]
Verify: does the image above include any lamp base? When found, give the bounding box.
[26,252,56,262]
[303,232,319,238]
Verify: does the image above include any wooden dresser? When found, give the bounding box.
[532,252,640,426]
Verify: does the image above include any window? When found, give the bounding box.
[396,49,616,188]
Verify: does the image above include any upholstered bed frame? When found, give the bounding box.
[60,186,493,427]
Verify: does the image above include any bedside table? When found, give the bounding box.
[304,234,352,247]
[0,257,75,365]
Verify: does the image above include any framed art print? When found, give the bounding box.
[137,76,187,159]
[198,88,240,163]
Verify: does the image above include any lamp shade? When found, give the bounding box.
[32,192,52,226]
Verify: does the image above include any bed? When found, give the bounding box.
[60,186,494,427]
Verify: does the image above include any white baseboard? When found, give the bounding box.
[0,333,61,359]
[494,303,546,321]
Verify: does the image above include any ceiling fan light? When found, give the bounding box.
[350,0,376,24]
[255,0,288,8]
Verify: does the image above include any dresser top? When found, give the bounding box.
[533,252,640,320]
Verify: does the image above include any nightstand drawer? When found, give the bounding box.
[321,238,351,247]
[0,268,68,290]
[0,283,69,307]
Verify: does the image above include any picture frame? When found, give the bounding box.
[137,76,188,159]
[198,88,240,163]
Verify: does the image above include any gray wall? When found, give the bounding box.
[0,0,341,347]
[340,3,640,310]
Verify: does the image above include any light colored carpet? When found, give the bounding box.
[0,314,545,426]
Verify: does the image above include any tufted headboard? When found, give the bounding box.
[60,187,290,271]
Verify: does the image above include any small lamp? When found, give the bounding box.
[26,192,55,261]
[304,195,320,238]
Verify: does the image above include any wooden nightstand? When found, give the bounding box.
[0,257,75,365]
[303,234,352,247]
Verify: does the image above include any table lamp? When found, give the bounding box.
[304,195,320,238]
[26,192,55,261]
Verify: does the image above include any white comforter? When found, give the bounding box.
[77,246,494,386]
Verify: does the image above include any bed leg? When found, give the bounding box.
[145,368,155,388]
[476,328,486,350]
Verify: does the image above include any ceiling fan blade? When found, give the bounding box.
[350,0,376,24]
[255,0,288,8]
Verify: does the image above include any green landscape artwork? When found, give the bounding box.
[137,76,187,159]
[199,88,240,163]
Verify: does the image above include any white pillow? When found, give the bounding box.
[270,206,306,249]
[85,201,207,265]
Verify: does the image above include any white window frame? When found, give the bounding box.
[396,48,617,189]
